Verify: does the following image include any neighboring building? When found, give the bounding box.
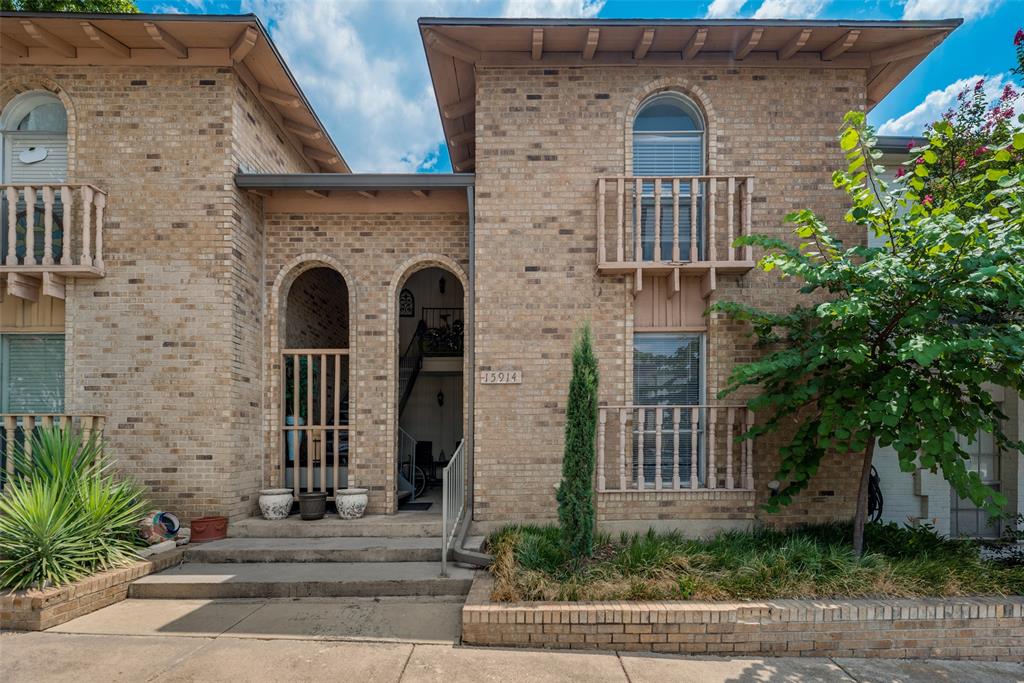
[3,12,997,538]
[869,136,1023,539]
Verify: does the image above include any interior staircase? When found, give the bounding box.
[129,516,476,600]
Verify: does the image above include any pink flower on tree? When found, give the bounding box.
[974,145,989,157]
[895,166,907,178]
[1015,28,1024,46]
[923,194,934,206]
[957,157,967,169]
[906,140,916,151]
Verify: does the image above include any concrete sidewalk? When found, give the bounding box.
[2,598,1022,682]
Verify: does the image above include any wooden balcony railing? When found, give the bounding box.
[0,184,106,301]
[1,414,106,487]
[595,175,756,292]
[597,405,754,493]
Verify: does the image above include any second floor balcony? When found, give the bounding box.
[596,175,756,294]
[0,183,106,301]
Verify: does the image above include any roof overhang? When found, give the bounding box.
[419,17,962,172]
[235,173,474,213]
[0,11,348,173]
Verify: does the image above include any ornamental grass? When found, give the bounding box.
[488,522,1024,602]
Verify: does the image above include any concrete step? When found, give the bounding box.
[229,515,441,539]
[184,537,441,563]
[129,562,475,599]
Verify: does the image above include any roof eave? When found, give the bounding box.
[235,173,475,190]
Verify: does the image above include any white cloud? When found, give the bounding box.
[901,0,1002,21]
[705,0,747,18]
[242,0,603,172]
[752,0,826,18]
[877,73,1022,135]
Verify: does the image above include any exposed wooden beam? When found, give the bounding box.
[442,97,475,120]
[412,189,430,198]
[582,27,599,60]
[303,146,339,165]
[357,190,378,199]
[79,21,129,58]
[682,27,707,60]
[734,27,763,61]
[20,20,76,58]
[867,57,915,107]
[869,32,943,65]
[634,28,655,60]
[821,29,860,61]
[6,272,39,302]
[42,272,65,300]
[282,118,322,140]
[260,84,301,108]
[531,27,544,60]
[144,22,187,59]
[305,189,329,199]
[230,26,258,62]
[448,130,474,146]
[454,157,475,172]
[0,32,29,58]
[778,28,811,61]
[422,28,481,64]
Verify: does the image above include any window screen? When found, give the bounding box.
[1,334,65,413]
[950,425,1002,538]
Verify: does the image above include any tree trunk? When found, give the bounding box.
[852,437,876,558]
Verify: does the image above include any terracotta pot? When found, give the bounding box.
[298,492,327,520]
[258,489,293,520]
[190,516,228,542]
[336,488,368,520]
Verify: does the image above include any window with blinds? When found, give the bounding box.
[0,334,65,413]
[633,333,704,486]
[632,93,705,262]
[950,424,1002,538]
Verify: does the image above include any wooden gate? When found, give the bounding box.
[280,349,349,497]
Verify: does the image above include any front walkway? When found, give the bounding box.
[4,599,1022,682]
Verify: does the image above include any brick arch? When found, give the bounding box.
[265,254,357,490]
[0,77,78,178]
[384,254,469,514]
[623,78,719,174]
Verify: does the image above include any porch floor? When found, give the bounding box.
[230,513,441,538]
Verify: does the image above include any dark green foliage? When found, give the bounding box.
[710,105,1024,555]
[489,523,1024,602]
[0,428,148,590]
[556,324,599,560]
[1,0,138,11]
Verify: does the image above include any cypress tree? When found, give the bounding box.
[556,323,599,560]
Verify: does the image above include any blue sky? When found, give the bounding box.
[138,0,1022,173]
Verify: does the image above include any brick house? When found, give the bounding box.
[2,12,1017,540]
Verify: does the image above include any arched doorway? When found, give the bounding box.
[281,266,350,498]
[395,265,465,511]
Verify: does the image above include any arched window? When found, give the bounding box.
[1,91,68,184]
[632,93,705,261]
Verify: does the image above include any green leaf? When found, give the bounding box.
[986,168,1008,181]
[1013,132,1024,150]
[840,127,859,152]
[922,150,937,164]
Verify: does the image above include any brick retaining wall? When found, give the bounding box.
[0,549,184,631]
[462,575,1024,661]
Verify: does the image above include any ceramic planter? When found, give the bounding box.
[258,488,293,520]
[298,491,327,520]
[190,516,228,542]
[336,488,368,519]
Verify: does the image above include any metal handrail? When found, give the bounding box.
[441,439,466,577]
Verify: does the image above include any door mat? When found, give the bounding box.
[399,502,432,511]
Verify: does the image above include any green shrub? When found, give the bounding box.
[0,428,148,590]
[556,323,599,561]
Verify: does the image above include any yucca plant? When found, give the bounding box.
[0,427,148,591]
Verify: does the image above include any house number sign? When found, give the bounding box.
[480,370,521,384]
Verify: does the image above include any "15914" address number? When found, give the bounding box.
[480,370,522,384]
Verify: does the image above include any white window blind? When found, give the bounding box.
[0,334,65,413]
[633,333,705,487]
[633,135,703,177]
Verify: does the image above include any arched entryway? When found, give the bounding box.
[280,266,350,498]
[393,263,466,513]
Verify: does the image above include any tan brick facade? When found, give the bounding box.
[472,64,867,527]
[4,41,882,530]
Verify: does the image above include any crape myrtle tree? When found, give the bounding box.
[556,323,599,560]
[711,69,1024,555]
[1,0,138,10]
